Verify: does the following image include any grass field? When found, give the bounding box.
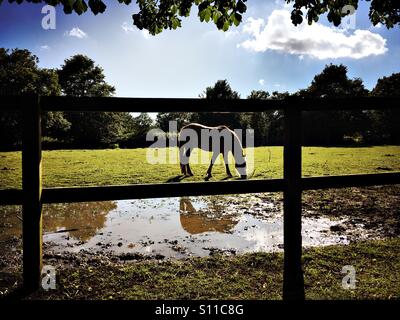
[3,238,395,300]
[0,146,399,300]
[0,146,399,189]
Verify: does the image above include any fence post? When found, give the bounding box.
[283,106,305,300]
[22,95,43,291]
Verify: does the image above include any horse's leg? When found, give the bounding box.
[185,148,194,176]
[179,146,187,175]
[223,150,233,177]
[205,151,219,180]
[181,163,187,175]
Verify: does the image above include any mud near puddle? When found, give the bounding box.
[0,192,374,259]
[2,185,399,259]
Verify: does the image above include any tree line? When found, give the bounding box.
[153,65,399,147]
[0,48,399,150]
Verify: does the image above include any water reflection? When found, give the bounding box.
[179,198,239,234]
[0,196,351,258]
[0,205,22,241]
[43,202,117,241]
[0,202,116,242]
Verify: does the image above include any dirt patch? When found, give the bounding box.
[302,185,400,240]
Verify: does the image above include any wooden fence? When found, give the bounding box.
[0,95,399,300]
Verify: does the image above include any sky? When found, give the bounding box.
[0,0,399,99]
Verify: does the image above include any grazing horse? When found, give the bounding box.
[178,123,247,180]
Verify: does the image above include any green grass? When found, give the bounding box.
[0,146,399,189]
[1,146,399,300]
[23,238,399,300]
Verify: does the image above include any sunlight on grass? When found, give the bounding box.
[0,146,399,189]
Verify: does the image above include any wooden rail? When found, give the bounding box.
[0,95,399,300]
[1,95,399,112]
[1,173,399,205]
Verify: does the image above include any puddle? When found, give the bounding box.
[0,195,354,258]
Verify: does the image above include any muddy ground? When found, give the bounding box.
[0,185,399,298]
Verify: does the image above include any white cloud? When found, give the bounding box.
[40,45,50,50]
[122,21,135,33]
[141,30,151,39]
[122,21,150,39]
[258,79,265,86]
[65,27,88,39]
[238,10,388,60]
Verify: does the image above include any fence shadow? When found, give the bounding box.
[166,175,187,183]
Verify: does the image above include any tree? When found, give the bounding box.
[267,91,289,145]
[297,64,369,145]
[58,54,130,148]
[133,112,154,136]
[200,79,240,100]
[57,54,115,97]
[156,112,192,132]
[372,72,400,96]
[0,48,70,150]
[246,90,288,146]
[5,0,248,35]
[122,113,155,147]
[247,90,270,101]
[287,0,400,29]
[299,64,368,98]
[246,90,270,146]
[193,79,242,129]
[370,73,400,144]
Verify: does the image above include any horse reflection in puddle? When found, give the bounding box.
[179,198,239,234]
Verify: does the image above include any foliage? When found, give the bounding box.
[286,0,400,29]
[1,47,399,149]
[133,0,248,35]
[57,54,133,148]
[156,112,192,132]
[200,79,240,100]
[0,48,70,150]
[122,112,155,147]
[57,54,115,97]
[4,0,248,35]
[193,79,242,129]
[297,64,369,145]
[372,72,400,97]
[5,1,400,34]
[370,72,400,144]
[245,90,288,146]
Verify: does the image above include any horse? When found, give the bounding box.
[178,123,247,180]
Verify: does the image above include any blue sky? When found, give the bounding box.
[0,0,399,98]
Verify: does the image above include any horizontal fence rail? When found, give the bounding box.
[1,173,399,205]
[1,95,399,112]
[301,172,400,190]
[0,94,399,299]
